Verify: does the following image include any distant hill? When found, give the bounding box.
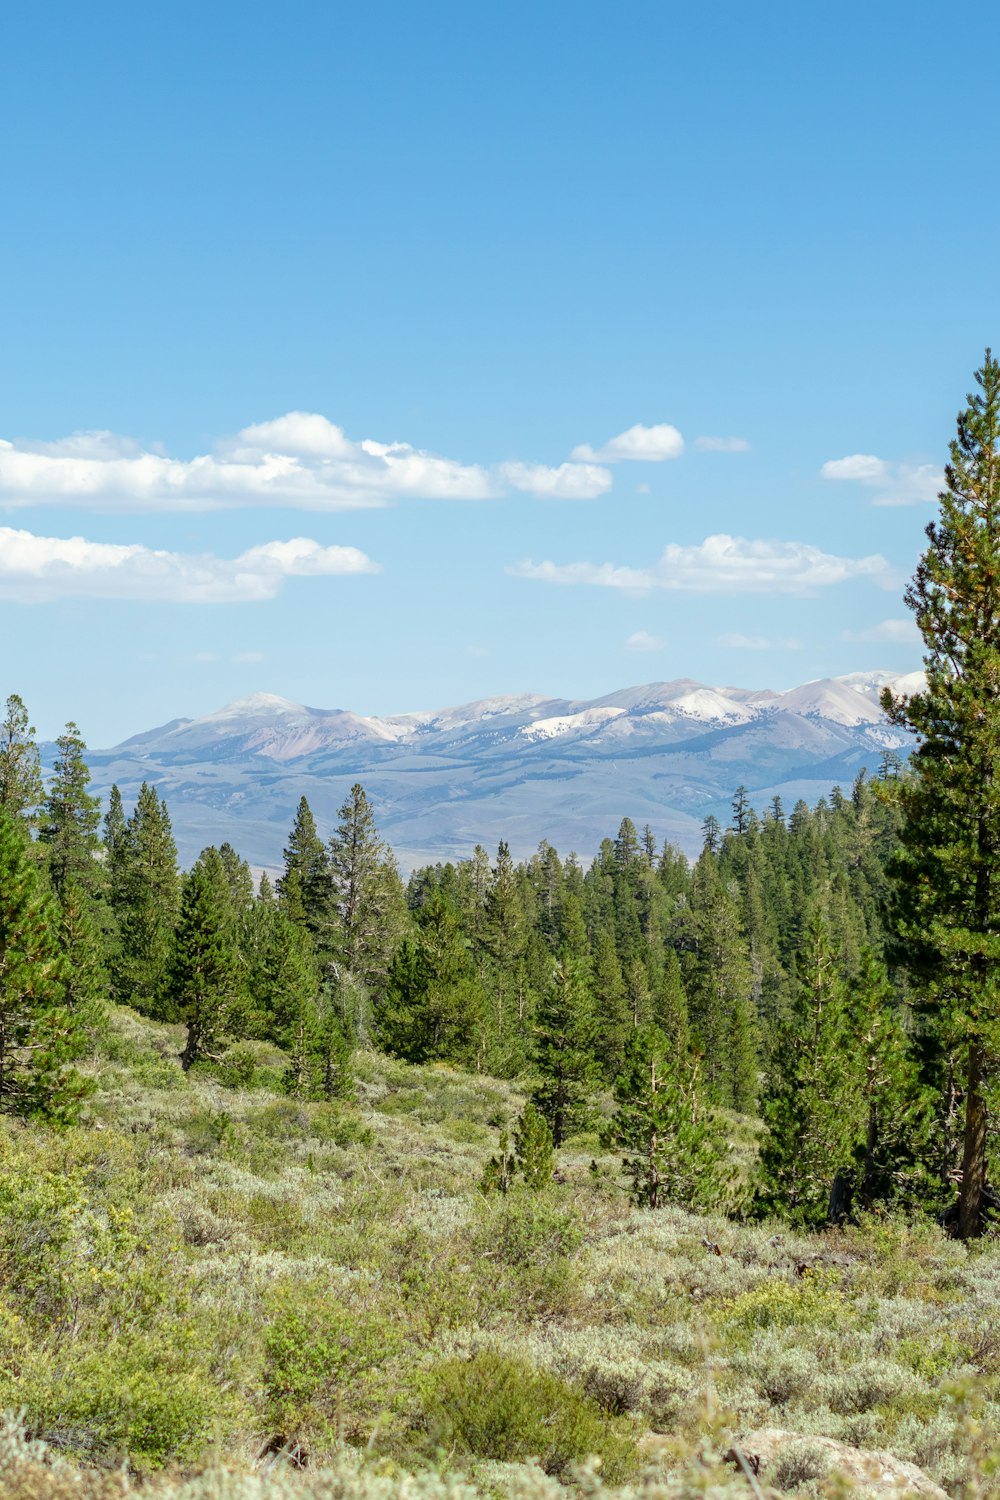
[65,672,920,870]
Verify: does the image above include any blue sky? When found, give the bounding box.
[2,0,996,743]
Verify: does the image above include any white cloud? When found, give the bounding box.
[626,630,665,651]
[841,617,920,644]
[0,526,380,603]
[0,414,617,511]
[821,453,942,505]
[695,436,750,453]
[718,632,799,650]
[571,422,684,464]
[234,650,267,663]
[510,533,891,595]
[499,460,611,499]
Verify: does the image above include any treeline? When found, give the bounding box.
[0,684,939,1228]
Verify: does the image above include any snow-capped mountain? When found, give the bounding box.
[75,672,918,870]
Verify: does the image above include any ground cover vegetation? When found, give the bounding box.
[4,358,1000,1494]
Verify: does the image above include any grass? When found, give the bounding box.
[1,1004,999,1497]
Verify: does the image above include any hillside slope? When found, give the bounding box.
[0,1007,994,1498]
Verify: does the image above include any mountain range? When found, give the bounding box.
[60,671,921,872]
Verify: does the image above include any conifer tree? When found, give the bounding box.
[480,840,528,1057]
[38,723,101,896]
[531,957,600,1146]
[848,949,935,1214]
[278,796,332,948]
[168,847,242,1070]
[103,784,126,861]
[686,852,758,1111]
[591,928,629,1078]
[379,896,488,1067]
[605,1024,731,1210]
[111,783,179,1014]
[882,350,1000,1237]
[328,783,405,990]
[514,1100,555,1189]
[57,876,108,1026]
[312,988,355,1101]
[0,812,88,1122]
[0,694,42,825]
[754,912,861,1226]
[653,947,690,1051]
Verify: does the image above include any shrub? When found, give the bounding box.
[262,1280,398,1445]
[411,1350,638,1481]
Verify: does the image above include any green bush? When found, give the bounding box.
[12,1335,225,1468]
[468,1190,583,1313]
[411,1350,638,1481]
[262,1280,398,1445]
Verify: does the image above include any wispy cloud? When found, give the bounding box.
[695,436,750,453]
[718,632,799,649]
[0,413,610,511]
[510,534,891,595]
[625,630,666,651]
[0,526,380,602]
[821,453,942,506]
[571,422,684,463]
[841,617,920,644]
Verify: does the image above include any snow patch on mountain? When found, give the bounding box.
[519,706,626,741]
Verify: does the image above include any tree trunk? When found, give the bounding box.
[958,1043,988,1239]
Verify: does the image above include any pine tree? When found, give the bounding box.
[479,1128,517,1195]
[259,906,322,1097]
[847,949,936,1214]
[0,694,42,825]
[531,957,601,1146]
[591,928,629,1078]
[379,896,488,1067]
[686,852,758,1111]
[38,722,101,897]
[479,840,529,1062]
[0,812,89,1122]
[110,783,179,1014]
[278,797,332,949]
[653,946,690,1051]
[605,1025,732,1210]
[328,784,405,991]
[514,1101,554,1189]
[754,912,862,1226]
[103,784,126,860]
[167,847,242,1070]
[57,875,108,1026]
[882,351,1000,1237]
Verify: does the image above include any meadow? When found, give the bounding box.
[2,1007,999,1500]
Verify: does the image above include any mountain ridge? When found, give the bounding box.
[63,671,919,871]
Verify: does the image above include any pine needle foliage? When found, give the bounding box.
[883,349,1000,1237]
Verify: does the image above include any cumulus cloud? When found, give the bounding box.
[510,534,891,595]
[695,436,750,453]
[0,413,613,512]
[821,453,942,505]
[719,632,799,650]
[0,526,379,603]
[841,617,920,644]
[499,460,612,499]
[571,423,684,464]
[626,630,666,651]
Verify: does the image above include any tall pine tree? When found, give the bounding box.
[883,350,1000,1237]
